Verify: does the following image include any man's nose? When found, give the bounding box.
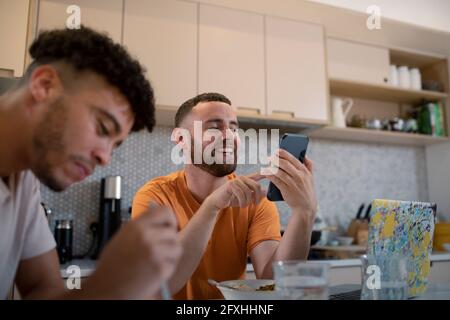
[92,144,112,167]
[223,128,237,140]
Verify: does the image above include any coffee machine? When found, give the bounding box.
[91,176,122,259]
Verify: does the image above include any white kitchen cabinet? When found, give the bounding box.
[37,0,123,43]
[327,38,390,86]
[199,5,265,116]
[123,0,197,108]
[266,16,329,123]
[0,0,30,77]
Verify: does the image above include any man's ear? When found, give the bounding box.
[28,65,63,104]
[171,127,189,147]
[171,127,193,165]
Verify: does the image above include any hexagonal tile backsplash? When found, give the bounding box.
[41,126,428,256]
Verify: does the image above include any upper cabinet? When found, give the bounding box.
[327,38,390,85]
[198,5,265,116]
[0,0,30,77]
[123,0,197,108]
[37,0,123,43]
[266,16,328,123]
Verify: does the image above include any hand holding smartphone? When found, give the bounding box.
[266,133,309,202]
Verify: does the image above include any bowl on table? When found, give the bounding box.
[213,279,282,300]
[336,236,354,246]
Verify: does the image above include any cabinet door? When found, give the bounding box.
[327,38,390,85]
[199,5,265,116]
[0,0,30,77]
[123,0,197,108]
[266,16,329,123]
[37,0,123,43]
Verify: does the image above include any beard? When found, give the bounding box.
[31,98,69,192]
[190,139,237,177]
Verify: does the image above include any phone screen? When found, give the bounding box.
[266,133,309,202]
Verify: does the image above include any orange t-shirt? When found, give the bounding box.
[131,170,281,300]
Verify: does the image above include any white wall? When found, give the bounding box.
[426,143,450,220]
[307,0,450,33]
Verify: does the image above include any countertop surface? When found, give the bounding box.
[60,252,450,277]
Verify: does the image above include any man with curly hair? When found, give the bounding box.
[0,27,182,299]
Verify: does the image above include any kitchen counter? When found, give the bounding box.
[246,252,450,272]
[61,252,450,278]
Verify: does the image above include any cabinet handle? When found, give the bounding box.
[270,110,295,119]
[236,107,261,116]
[0,68,14,78]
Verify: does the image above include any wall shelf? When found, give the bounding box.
[309,126,450,146]
[330,78,448,104]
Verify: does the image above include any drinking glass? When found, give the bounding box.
[360,254,409,300]
[273,261,330,300]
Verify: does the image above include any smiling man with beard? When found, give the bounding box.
[132,93,318,300]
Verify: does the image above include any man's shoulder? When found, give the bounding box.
[21,170,39,183]
[15,170,40,194]
[253,196,278,216]
[137,170,183,194]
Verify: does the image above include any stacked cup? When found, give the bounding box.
[389,65,422,90]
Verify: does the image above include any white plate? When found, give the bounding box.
[216,279,282,300]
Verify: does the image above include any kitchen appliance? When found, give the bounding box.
[91,176,122,259]
[331,97,353,128]
[54,220,73,264]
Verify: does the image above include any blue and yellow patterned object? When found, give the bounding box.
[368,199,436,297]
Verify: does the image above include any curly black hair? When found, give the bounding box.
[28,26,155,132]
[175,92,232,127]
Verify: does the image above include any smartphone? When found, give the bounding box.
[267,133,309,202]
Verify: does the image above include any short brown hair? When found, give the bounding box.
[175,92,231,127]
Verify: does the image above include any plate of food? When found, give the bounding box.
[211,279,282,300]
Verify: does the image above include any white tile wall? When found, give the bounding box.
[41,126,428,255]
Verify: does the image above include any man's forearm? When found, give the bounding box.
[168,199,220,294]
[262,210,314,278]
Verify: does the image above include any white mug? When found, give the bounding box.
[398,66,411,89]
[410,68,422,90]
[331,97,353,128]
[389,65,399,87]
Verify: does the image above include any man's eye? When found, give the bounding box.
[98,121,109,136]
